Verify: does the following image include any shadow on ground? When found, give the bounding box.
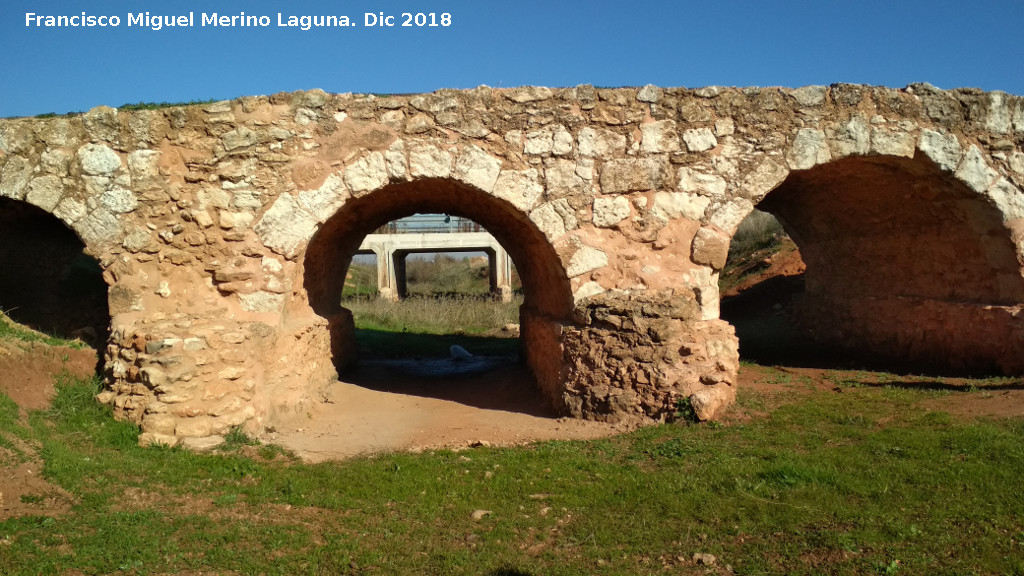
[345,328,555,417]
[721,272,1020,380]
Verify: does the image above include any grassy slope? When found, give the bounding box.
[2,372,1023,575]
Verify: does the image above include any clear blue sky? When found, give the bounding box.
[2,0,1022,118]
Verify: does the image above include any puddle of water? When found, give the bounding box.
[361,354,518,378]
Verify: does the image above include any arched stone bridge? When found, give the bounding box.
[1,83,1022,446]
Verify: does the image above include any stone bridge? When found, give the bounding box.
[1,83,1022,446]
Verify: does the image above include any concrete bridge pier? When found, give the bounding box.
[358,232,513,301]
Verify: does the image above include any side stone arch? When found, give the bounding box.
[720,124,1024,374]
[0,196,110,342]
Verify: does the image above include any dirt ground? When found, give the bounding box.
[2,328,1023,519]
[0,339,96,520]
[265,359,642,463]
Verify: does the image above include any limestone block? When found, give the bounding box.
[504,86,552,103]
[1010,151,1024,176]
[343,152,388,195]
[221,126,258,150]
[740,160,788,201]
[0,123,33,153]
[410,93,459,113]
[36,118,77,147]
[708,198,754,235]
[652,192,711,221]
[691,227,730,269]
[142,413,177,435]
[690,385,732,421]
[955,146,1000,193]
[238,291,286,312]
[986,92,1012,135]
[525,125,572,156]
[492,169,543,212]
[787,128,831,170]
[1014,99,1024,134]
[25,175,64,212]
[985,178,1024,220]
[138,433,179,447]
[53,197,87,225]
[917,129,963,172]
[218,405,256,429]
[385,140,408,181]
[40,149,72,175]
[254,194,318,258]
[573,281,606,302]
[600,158,664,193]
[682,128,718,152]
[122,226,155,253]
[566,245,609,277]
[220,211,254,230]
[298,173,348,222]
[232,189,263,211]
[128,150,162,180]
[640,120,680,154]
[204,100,233,114]
[409,144,452,178]
[529,201,572,242]
[74,208,122,244]
[714,118,735,137]
[454,145,502,192]
[83,106,120,141]
[869,127,915,157]
[685,267,721,321]
[790,85,827,107]
[678,167,727,196]
[637,84,662,103]
[175,417,213,438]
[0,156,31,200]
[295,108,317,126]
[578,127,626,159]
[544,158,592,205]
[192,210,215,229]
[100,187,139,213]
[831,115,870,157]
[405,113,435,134]
[593,196,631,227]
[78,143,122,175]
[198,186,232,210]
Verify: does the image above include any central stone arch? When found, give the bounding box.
[301,176,574,406]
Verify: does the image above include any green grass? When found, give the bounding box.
[346,294,522,337]
[2,369,1024,575]
[0,312,85,349]
[118,99,220,111]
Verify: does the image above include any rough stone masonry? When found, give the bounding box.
[0,83,1022,446]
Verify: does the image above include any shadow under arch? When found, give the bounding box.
[303,177,575,406]
[739,153,1024,375]
[0,197,110,346]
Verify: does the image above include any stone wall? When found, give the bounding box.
[0,82,1021,445]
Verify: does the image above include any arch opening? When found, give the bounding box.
[722,154,1024,375]
[303,178,574,411]
[0,198,110,346]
